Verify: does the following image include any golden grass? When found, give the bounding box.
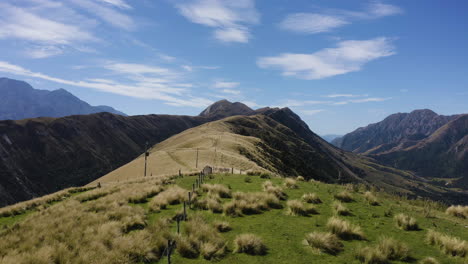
[195,196,223,213]
[426,229,468,258]
[284,178,298,189]
[286,200,318,216]
[301,193,322,204]
[326,217,365,240]
[75,187,119,203]
[127,185,164,203]
[356,237,410,264]
[233,234,267,255]
[223,192,281,217]
[213,221,232,232]
[148,186,189,212]
[296,176,305,181]
[304,232,343,255]
[334,190,354,202]
[262,181,287,200]
[419,257,440,264]
[394,213,419,231]
[445,205,468,219]
[364,191,379,206]
[201,183,232,198]
[332,201,351,216]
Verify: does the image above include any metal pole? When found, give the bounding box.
[183,202,187,220]
[144,141,148,177]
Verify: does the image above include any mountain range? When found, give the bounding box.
[0,77,125,120]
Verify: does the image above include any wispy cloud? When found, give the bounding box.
[301,109,325,116]
[280,96,392,108]
[323,93,368,98]
[257,37,395,80]
[0,60,213,107]
[332,97,392,105]
[97,0,132,10]
[176,0,259,43]
[279,1,402,34]
[213,81,240,89]
[69,0,136,30]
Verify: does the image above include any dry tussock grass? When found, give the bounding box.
[0,187,93,217]
[333,201,351,216]
[304,232,343,255]
[286,200,318,216]
[75,187,119,203]
[195,196,223,213]
[394,213,419,231]
[149,186,190,212]
[201,184,231,198]
[213,221,231,232]
[302,193,322,204]
[419,257,439,264]
[426,229,468,258]
[233,234,267,255]
[445,205,468,219]
[296,176,305,181]
[176,215,226,260]
[223,192,281,217]
[364,191,379,206]
[262,181,287,200]
[334,191,354,202]
[127,185,164,203]
[356,237,410,264]
[327,217,365,240]
[284,178,298,189]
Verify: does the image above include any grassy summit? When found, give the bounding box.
[0,173,467,264]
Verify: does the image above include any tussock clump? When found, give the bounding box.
[286,200,318,216]
[334,191,353,202]
[446,205,468,219]
[302,193,322,204]
[213,221,231,232]
[297,176,305,181]
[149,186,189,212]
[195,196,223,213]
[426,229,468,258]
[201,184,231,198]
[127,186,164,203]
[333,201,351,216]
[262,181,287,200]
[233,234,267,255]
[176,215,226,260]
[260,172,271,179]
[327,217,365,240]
[394,213,419,231]
[75,187,119,203]
[223,192,281,217]
[364,191,379,206]
[356,237,410,264]
[419,257,439,264]
[304,232,343,255]
[284,178,298,189]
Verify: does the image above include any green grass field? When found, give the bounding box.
[0,173,467,264]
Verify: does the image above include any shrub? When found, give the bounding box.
[297,176,305,181]
[304,232,343,255]
[334,191,353,202]
[260,173,271,179]
[333,201,351,216]
[201,184,231,198]
[262,181,287,200]
[446,205,468,219]
[394,214,419,231]
[426,229,468,258]
[195,196,223,213]
[302,193,322,204]
[244,177,252,183]
[284,178,298,189]
[355,237,410,263]
[286,200,318,216]
[326,217,365,240]
[419,257,439,264]
[213,221,231,232]
[364,191,379,206]
[233,234,267,255]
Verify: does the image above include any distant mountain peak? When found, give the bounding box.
[199,99,254,119]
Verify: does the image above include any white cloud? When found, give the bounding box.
[257,37,395,80]
[213,81,240,89]
[333,97,392,105]
[24,45,64,58]
[324,93,368,98]
[70,0,135,30]
[279,13,348,34]
[301,109,324,116]
[176,0,259,43]
[221,89,241,95]
[97,0,131,10]
[279,1,402,34]
[0,61,213,107]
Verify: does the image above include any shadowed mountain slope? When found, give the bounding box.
[199,99,254,119]
[0,78,125,120]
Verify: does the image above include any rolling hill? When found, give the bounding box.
[0,77,125,120]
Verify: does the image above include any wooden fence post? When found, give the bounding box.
[183,201,187,220]
[188,192,192,208]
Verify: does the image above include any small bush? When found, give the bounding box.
[201,184,231,198]
[333,201,351,216]
[286,200,318,216]
[394,214,419,231]
[262,181,287,200]
[334,191,353,202]
[244,177,252,183]
[327,217,365,240]
[213,221,231,232]
[302,193,322,204]
[446,205,468,219]
[284,178,298,189]
[426,229,468,258]
[260,173,271,179]
[195,197,223,213]
[223,192,282,217]
[304,232,343,255]
[364,191,379,206]
[419,257,439,264]
[297,176,305,181]
[233,234,267,255]
[356,237,410,263]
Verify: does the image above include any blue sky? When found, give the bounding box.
[0,0,467,135]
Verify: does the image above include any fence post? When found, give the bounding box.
[192,184,195,193]
[232,167,234,174]
[179,169,182,178]
[183,201,187,220]
[176,217,180,234]
[167,240,172,264]
[188,192,192,208]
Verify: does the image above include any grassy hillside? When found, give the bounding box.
[1,173,467,264]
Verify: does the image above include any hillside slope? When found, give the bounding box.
[0,77,125,120]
